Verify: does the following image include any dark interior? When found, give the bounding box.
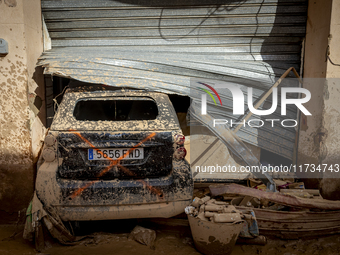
[73,98,158,121]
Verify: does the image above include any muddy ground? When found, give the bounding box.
[1,220,340,255]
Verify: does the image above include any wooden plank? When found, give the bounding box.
[210,184,340,210]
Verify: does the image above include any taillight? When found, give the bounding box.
[174,147,187,160]
[174,134,186,160]
[44,134,56,146]
[42,148,56,162]
[42,133,57,162]
[175,134,185,145]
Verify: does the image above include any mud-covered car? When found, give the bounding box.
[35,86,193,221]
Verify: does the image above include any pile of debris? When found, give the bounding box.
[208,183,340,239]
[184,180,340,254]
[185,196,265,255]
[185,196,243,223]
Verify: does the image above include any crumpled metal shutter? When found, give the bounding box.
[39,0,308,159]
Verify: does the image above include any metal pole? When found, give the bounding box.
[233,67,302,133]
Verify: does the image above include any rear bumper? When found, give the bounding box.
[55,200,191,221]
[36,159,193,221]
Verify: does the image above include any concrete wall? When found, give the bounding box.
[317,0,340,198]
[323,0,340,164]
[0,0,45,218]
[298,0,340,192]
[297,0,332,170]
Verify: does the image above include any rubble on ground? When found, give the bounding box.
[128,225,156,248]
[185,196,262,255]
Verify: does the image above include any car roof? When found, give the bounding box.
[50,87,180,131]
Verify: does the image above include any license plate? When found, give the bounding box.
[88,148,144,160]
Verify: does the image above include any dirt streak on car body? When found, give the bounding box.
[68,130,162,199]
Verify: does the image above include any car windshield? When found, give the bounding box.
[73,97,158,121]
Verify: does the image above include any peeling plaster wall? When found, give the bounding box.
[0,0,45,215]
[23,0,46,162]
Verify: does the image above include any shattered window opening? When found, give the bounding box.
[73,97,158,121]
